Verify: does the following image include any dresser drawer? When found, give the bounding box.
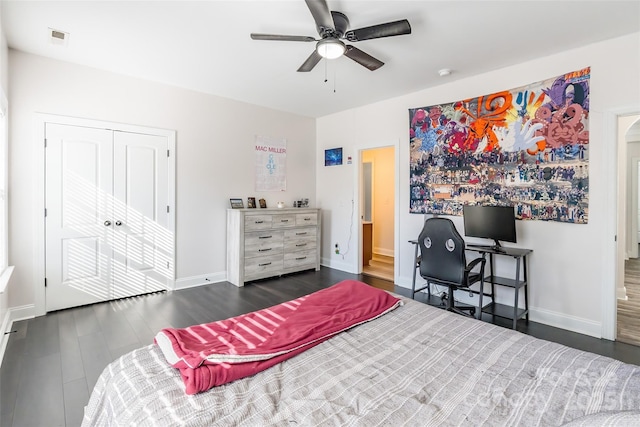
[284,227,316,252]
[244,215,273,231]
[284,227,316,240]
[284,249,317,269]
[285,239,316,252]
[245,234,284,258]
[271,214,296,228]
[245,230,283,246]
[244,254,284,279]
[244,246,283,258]
[296,212,318,226]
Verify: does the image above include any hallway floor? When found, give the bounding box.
[362,254,393,282]
[619,256,640,346]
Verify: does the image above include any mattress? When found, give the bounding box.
[82,294,640,426]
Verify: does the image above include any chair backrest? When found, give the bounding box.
[418,217,467,285]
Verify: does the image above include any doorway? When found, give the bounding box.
[360,147,395,282]
[618,115,640,345]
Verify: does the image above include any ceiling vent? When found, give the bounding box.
[48,28,69,46]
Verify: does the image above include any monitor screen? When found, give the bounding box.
[463,205,517,247]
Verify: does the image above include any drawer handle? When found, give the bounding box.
[258,248,272,252]
[296,232,307,235]
[280,219,289,222]
[296,243,307,247]
[255,220,264,224]
[258,235,272,239]
[304,218,311,221]
[295,256,307,260]
[259,262,272,267]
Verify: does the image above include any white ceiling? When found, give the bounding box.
[2,1,640,118]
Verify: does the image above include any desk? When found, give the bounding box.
[466,245,532,330]
[409,240,532,329]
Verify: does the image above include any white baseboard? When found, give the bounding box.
[529,306,602,339]
[395,275,415,290]
[395,277,602,339]
[617,286,628,300]
[0,304,35,367]
[320,258,356,274]
[174,272,226,291]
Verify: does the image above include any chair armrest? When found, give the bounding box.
[465,257,485,272]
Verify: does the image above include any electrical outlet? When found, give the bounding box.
[335,243,340,254]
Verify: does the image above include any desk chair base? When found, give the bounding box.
[412,284,476,318]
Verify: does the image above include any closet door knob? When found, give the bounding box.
[104,220,112,226]
[115,220,123,226]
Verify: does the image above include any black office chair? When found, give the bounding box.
[412,217,486,318]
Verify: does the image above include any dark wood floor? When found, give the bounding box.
[619,256,640,345]
[2,267,640,427]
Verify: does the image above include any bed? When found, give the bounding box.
[82,281,640,426]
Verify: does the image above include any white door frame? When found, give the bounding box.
[352,140,400,278]
[630,157,640,259]
[603,107,640,340]
[34,114,176,317]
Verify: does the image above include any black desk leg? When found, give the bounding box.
[411,243,418,299]
[524,255,529,322]
[478,278,484,320]
[513,257,521,330]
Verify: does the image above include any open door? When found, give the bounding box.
[360,147,394,282]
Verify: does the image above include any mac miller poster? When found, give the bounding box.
[409,67,590,223]
[255,135,287,192]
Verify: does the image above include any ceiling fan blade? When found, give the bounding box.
[251,33,316,42]
[297,50,323,72]
[304,0,335,35]
[344,45,384,71]
[345,19,411,42]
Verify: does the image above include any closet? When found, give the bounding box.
[44,119,175,311]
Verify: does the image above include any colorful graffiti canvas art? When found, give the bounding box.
[409,67,590,223]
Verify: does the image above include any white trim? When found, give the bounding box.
[603,107,640,341]
[630,156,640,259]
[320,257,355,274]
[34,113,177,315]
[352,140,400,281]
[530,306,601,339]
[174,272,226,290]
[385,277,602,338]
[0,304,35,367]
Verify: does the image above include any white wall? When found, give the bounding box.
[317,33,640,337]
[0,5,8,347]
[8,50,316,310]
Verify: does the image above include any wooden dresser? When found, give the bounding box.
[226,208,321,287]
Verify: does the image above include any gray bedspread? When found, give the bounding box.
[82,296,640,426]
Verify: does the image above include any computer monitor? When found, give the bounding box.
[463,205,517,250]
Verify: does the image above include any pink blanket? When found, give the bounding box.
[155,280,402,394]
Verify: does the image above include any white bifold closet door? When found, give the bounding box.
[45,123,172,312]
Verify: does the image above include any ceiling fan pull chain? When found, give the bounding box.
[324,58,328,83]
[334,66,337,93]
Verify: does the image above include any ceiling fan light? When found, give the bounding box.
[316,38,346,59]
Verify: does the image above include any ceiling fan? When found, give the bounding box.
[250,0,411,72]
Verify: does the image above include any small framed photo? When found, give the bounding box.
[325,147,343,166]
[259,198,267,208]
[247,197,256,208]
[230,198,244,209]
